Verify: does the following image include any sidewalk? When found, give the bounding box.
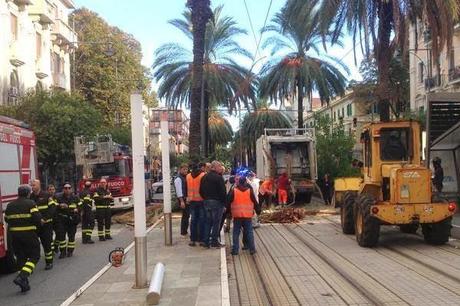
[70,218,224,306]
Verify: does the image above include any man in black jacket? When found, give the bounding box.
[200,161,226,248]
[30,179,56,270]
[94,179,114,241]
[80,181,95,244]
[5,185,42,292]
[174,164,189,237]
[55,183,81,258]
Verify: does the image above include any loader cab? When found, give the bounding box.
[361,121,421,186]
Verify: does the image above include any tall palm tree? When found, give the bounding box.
[153,5,256,157]
[259,3,348,130]
[186,0,212,156]
[284,0,460,122]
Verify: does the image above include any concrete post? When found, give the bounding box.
[160,113,172,246]
[131,93,147,288]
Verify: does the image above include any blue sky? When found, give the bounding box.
[74,0,363,86]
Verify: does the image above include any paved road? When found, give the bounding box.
[451,212,460,239]
[0,223,134,306]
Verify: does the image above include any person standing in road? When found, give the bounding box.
[93,179,114,241]
[80,181,95,244]
[47,184,60,253]
[228,177,260,255]
[55,183,81,258]
[186,163,206,246]
[200,161,227,248]
[30,179,56,270]
[322,174,333,205]
[432,157,444,196]
[259,177,274,209]
[248,172,261,228]
[276,170,291,208]
[174,163,189,237]
[4,185,42,292]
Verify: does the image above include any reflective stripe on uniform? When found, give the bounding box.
[96,206,109,209]
[48,199,57,206]
[6,213,32,219]
[25,261,35,269]
[43,219,53,223]
[9,226,37,231]
[22,266,33,274]
[69,204,77,209]
[37,205,48,210]
[30,207,39,213]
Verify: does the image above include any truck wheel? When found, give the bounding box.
[400,224,419,234]
[0,249,17,274]
[341,192,355,234]
[305,192,312,204]
[422,217,452,245]
[355,195,380,247]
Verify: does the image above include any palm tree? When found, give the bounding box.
[236,102,293,167]
[259,3,348,130]
[186,0,212,156]
[208,112,233,154]
[153,5,256,157]
[284,0,460,121]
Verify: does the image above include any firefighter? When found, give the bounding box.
[94,179,114,241]
[30,179,56,270]
[47,184,60,254]
[4,185,42,292]
[55,183,81,258]
[80,181,95,244]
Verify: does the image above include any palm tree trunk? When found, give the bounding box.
[204,88,210,157]
[297,79,304,132]
[188,0,212,158]
[375,0,392,122]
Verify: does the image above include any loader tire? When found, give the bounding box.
[399,224,419,234]
[422,217,452,245]
[341,192,355,234]
[355,194,380,247]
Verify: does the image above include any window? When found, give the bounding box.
[379,128,410,161]
[333,111,336,121]
[419,62,424,83]
[347,104,352,116]
[341,107,345,118]
[51,52,61,73]
[36,32,42,60]
[10,13,18,41]
[8,70,19,105]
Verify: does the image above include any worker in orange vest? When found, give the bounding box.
[186,163,206,246]
[227,176,260,255]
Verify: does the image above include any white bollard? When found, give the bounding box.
[160,113,172,245]
[146,263,165,305]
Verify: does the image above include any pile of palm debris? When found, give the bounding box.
[259,207,339,223]
[113,203,163,227]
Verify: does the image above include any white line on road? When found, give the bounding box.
[60,216,164,306]
[452,224,460,228]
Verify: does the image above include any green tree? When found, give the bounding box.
[153,5,256,157]
[285,0,460,122]
[314,114,358,179]
[350,53,410,117]
[0,90,101,179]
[71,8,153,127]
[259,3,348,130]
[208,112,233,154]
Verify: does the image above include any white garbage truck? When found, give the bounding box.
[256,128,317,204]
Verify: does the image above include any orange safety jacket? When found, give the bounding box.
[231,188,254,218]
[186,172,205,201]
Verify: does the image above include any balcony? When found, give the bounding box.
[448,66,460,83]
[11,0,33,6]
[28,0,55,25]
[52,73,66,89]
[52,19,77,47]
[61,0,75,9]
[9,41,25,67]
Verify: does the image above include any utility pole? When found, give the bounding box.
[161,112,172,246]
[131,93,147,288]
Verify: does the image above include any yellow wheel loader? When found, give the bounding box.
[334,120,457,247]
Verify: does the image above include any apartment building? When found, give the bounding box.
[148,108,189,157]
[0,0,76,105]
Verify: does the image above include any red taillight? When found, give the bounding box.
[371,207,379,214]
[448,202,457,212]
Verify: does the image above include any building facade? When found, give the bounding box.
[409,21,460,112]
[0,0,76,105]
[148,108,189,157]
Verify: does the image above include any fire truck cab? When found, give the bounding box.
[75,135,134,210]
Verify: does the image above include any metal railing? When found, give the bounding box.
[264,128,315,139]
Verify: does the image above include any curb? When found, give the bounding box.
[220,230,230,306]
[60,216,164,306]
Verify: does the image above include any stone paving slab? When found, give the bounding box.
[71,219,222,306]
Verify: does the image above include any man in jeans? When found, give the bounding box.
[186,163,205,246]
[174,163,189,237]
[200,161,226,248]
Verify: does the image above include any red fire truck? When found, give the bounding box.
[0,115,37,272]
[75,135,134,210]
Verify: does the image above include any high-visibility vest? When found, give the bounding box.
[186,172,205,201]
[231,189,254,218]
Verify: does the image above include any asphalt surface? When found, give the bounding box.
[451,212,460,239]
[0,223,134,306]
